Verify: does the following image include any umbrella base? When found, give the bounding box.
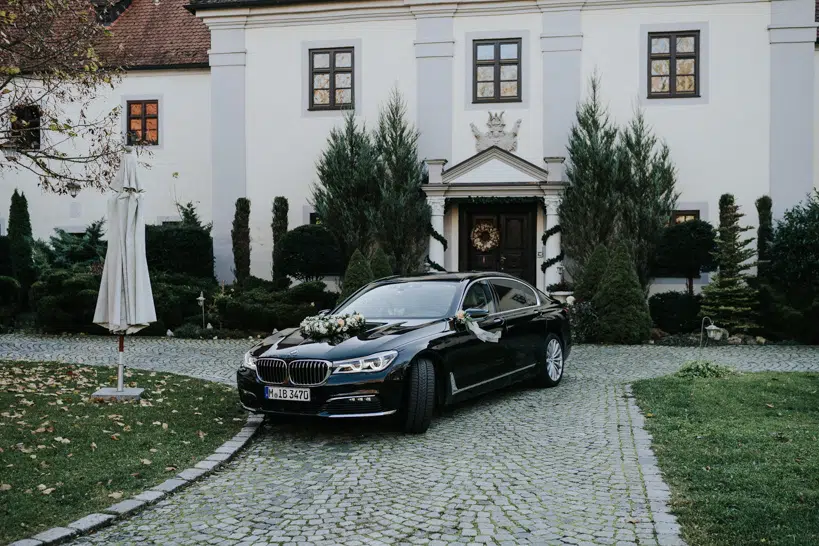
[91,387,145,402]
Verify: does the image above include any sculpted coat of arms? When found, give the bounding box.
[470,112,522,153]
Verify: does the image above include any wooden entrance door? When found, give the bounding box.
[459,204,536,285]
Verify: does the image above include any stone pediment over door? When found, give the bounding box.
[442,146,549,185]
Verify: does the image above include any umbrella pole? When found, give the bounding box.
[116,334,125,392]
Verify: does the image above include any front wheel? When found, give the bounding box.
[402,358,435,434]
[536,334,564,388]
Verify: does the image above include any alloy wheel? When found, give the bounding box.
[546,338,563,381]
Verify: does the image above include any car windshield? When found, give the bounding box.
[335,281,460,319]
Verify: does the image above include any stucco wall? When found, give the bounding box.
[0,69,211,240]
[243,20,417,279]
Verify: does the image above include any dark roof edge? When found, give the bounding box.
[125,62,210,71]
[186,0,355,13]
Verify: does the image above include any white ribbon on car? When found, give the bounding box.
[466,320,502,343]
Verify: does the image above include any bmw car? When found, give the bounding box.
[237,272,571,433]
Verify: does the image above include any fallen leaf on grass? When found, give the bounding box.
[197,430,206,440]
[164,466,177,472]
[36,484,46,491]
[162,423,168,430]
[149,448,158,453]
[110,434,120,441]
[42,488,55,495]
[131,473,140,478]
[766,404,775,408]
[0,484,11,491]
[91,442,97,451]
[140,459,152,465]
[108,491,123,500]
[152,421,161,426]
[54,437,70,444]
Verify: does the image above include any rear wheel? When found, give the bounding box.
[402,358,435,434]
[536,334,564,388]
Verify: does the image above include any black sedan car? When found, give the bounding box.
[237,272,571,433]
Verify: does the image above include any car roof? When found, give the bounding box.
[373,271,524,284]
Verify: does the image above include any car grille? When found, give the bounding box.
[255,358,330,386]
[288,360,331,386]
[256,358,287,384]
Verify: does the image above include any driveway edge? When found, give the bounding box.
[8,413,264,546]
[624,384,687,546]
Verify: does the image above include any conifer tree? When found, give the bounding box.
[271,196,289,288]
[560,75,626,277]
[755,195,773,281]
[7,190,34,297]
[573,244,609,301]
[701,194,758,333]
[592,242,651,344]
[371,89,431,275]
[313,111,380,263]
[231,198,251,283]
[341,249,373,299]
[369,246,393,280]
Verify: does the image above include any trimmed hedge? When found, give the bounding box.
[593,243,651,344]
[0,236,11,276]
[29,268,100,333]
[140,272,219,335]
[0,275,21,329]
[369,247,393,280]
[146,225,214,279]
[649,291,702,334]
[274,224,342,281]
[342,249,373,299]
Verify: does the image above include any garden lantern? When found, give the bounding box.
[197,291,205,328]
[706,323,722,341]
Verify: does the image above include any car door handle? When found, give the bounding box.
[491,317,503,325]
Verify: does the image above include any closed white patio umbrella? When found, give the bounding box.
[92,148,156,400]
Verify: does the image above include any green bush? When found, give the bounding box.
[49,219,107,269]
[0,275,21,328]
[231,198,251,283]
[649,291,702,334]
[676,360,738,379]
[0,236,11,276]
[172,323,251,340]
[274,224,342,281]
[341,249,373,299]
[652,219,716,295]
[271,196,289,289]
[567,301,598,344]
[369,247,393,280]
[140,273,219,335]
[574,244,609,301]
[29,268,100,333]
[146,224,214,279]
[592,242,651,344]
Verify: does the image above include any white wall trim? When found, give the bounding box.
[464,30,531,111]
[120,94,165,150]
[638,22,710,107]
[301,38,364,118]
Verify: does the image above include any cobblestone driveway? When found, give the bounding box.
[2,334,818,546]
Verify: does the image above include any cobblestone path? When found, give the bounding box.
[2,334,818,545]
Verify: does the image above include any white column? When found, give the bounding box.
[428,196,446,269]
[543,196,562,287]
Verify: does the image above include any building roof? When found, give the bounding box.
[100,0,210,69]
[188,0,352,9]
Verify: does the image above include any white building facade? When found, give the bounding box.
[2,0,818,294]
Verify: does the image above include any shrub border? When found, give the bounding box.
[9,413,264,546]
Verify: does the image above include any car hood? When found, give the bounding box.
[248,318,448,361]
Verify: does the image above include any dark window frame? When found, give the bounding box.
[489,278,538,312]
[126,100,159,146]
[473,38,523,104]
[309,47,355,111]
[671,209,701,225]
[647,31,700,99]
[11,105,42,150]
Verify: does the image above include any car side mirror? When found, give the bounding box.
[464,308,489,319]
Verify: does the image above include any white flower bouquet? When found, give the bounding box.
[300,312,366,339]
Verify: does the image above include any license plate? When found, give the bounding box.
[265,386,311,402]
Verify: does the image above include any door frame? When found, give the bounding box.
[458,202,537,284]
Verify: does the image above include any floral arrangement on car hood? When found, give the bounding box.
[453,310,501,343]
[300,312,366,340]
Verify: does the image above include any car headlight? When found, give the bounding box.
[333,351,398,374]
[242,351,257,370]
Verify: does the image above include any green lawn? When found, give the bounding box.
[0,361,245,544]
[632,372,819,546]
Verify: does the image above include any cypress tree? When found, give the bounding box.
[231,197,251,283]
[341,249,373,299]
[700,194,758,333]
[755,195,773,281]
[592,242,651,344]
[313,111,380,262]
[559,75,625,277]
[271,196,289,288]
[574,244,609,301]
[371,88,431,275]
[369,246,393,280]
[7,190,34,300]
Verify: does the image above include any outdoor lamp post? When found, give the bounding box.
[700,317,721,358]
[197,292,205,328]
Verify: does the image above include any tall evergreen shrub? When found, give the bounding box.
[369,246,393,279]
[700,194,758,333]
[755,195,773,281]
[7,190,34,301]
[231,198,251,283]
[574,244,609,301]
[592,242,651,344]
[271,196,289,287]
[652,219,716,296]
[341,249,373,300]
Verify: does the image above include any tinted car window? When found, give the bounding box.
[461,282,496,314]
[335,281,460,319]
[490,279,538,312]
